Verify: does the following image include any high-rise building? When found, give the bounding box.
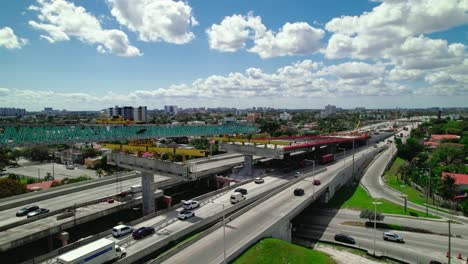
[0,107,26,116]
[105,105,147,121]
[279,112,292,121]
[321,104,337,117]
[164,105,178,115]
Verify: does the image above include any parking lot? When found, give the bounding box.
[5,159,99,180]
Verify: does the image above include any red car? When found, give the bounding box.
[313,179,321,185]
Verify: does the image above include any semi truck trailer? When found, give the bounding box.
[57,238,126,264]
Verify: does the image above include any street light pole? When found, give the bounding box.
[312,161,315,196]
[372,201,382,256]
[448,220,451,264]
[352,138,355,181]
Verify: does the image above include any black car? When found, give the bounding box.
[27,208,50,218]
[293,188,304,196]
[234,188,248,195]
[429,261,442,264]
[334,233,356,244]
[16,205,39,217]
[132,226,155,240]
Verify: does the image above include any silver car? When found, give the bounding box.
[383,232,404,243]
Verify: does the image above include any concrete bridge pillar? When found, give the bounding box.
[270,218,292,243]
[141,172,155,215]
[330,144,337,155]
[244,155,253,176]
[163,195,172,208]
[48,231,69,251]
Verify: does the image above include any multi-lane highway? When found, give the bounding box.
[294,208,468,264]
[160,146,378,264]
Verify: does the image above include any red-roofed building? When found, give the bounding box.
[423,141,440,148]
[26,180,61,191]
[430,134,460,141]
[442,172,468,193]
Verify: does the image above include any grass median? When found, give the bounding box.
[326,184,439,219]
[233,238,336,264]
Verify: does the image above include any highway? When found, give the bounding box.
[294,208,468,264]
[160,146,377,264]
[361,124,468,225]
[42,173,294,264]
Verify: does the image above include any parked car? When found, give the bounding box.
[234,188,248,195]
[294,172,303,178]
[16,205,39,217]
[313,179,321,185]
[182,200,200,210]
[66,164,75,170]
[27,208,50,218]
[132,227,155,239]
[178,210,195,220]
[112,225,133,238]
[334,233,355,244]
[382,232,404,243]
[294,188,304,196]
[254,177,264,184]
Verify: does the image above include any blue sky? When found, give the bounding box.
[0,0,467,111]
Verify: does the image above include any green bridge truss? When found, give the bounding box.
[0,124,258,146]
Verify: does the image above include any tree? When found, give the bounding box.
[438,175,457,200]
[0,178,28,198]
[430,143,464,166]
[27,146,50,162]
[360,209,385,222]
[96,168,105,178]
[397,137,423,161]
[82,148,101,159]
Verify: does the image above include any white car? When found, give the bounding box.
[112,225,133,238]
[383,232,404,243]
[254,177,264,184]
[295,172,303,177]
[182,200,200,210]
[178,210,195,220]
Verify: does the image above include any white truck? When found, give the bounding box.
[57,238,126,264]
[130,185,142,193]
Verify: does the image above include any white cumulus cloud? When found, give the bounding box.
[207,13,324,58]
[0,27,28,49]
[107,0,197,44]
[28,0,141,57]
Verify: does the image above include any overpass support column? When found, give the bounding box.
[244,155,253,176]
[141,172,155,215]
[330,144,337,155]
[270,218,292,243]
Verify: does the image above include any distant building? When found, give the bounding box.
[442,172,468,193]
[321,104,337,117]
[223,117,237,124]
[187,121,206,125]
[164,105,178,115]
[0,107,26,116]
[246,113,261,123]
[105,105,147,121]
[279,112,292,121]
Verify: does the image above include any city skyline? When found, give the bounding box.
[0,0,467,110]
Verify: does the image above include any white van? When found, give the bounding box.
[130,185,142,193]
[112,225,133,238]
[230,193,246,204]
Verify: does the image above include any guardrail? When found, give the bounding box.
[146,168,328,264]
[24,175,257,264]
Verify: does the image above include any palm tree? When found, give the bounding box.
[96,168,105,178]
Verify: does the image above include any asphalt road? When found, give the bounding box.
[0,174,172,229]
[294,208,468,264]
[360,125,468,225]
[161,147,375,264]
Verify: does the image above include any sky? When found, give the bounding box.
[0,0,467,111]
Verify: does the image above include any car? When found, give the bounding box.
[234,188,248,195]
[112,225,133,238]
[178,210,195,220]
[254,177,264,184]
[16,205,39,217]
[383,232,404,243]
[313,179,321,185]
[26,208,50,218]
[230,193,246,204]
[429,261,443,264]
[334,233,356,244]
[182,200,200,210]
[132,226,155,239]
[294,188,304,196]
[65,164,75,170]
[294,172,303,178]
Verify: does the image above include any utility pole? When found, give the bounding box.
[448,220,451,264]
[352,137,355,181]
